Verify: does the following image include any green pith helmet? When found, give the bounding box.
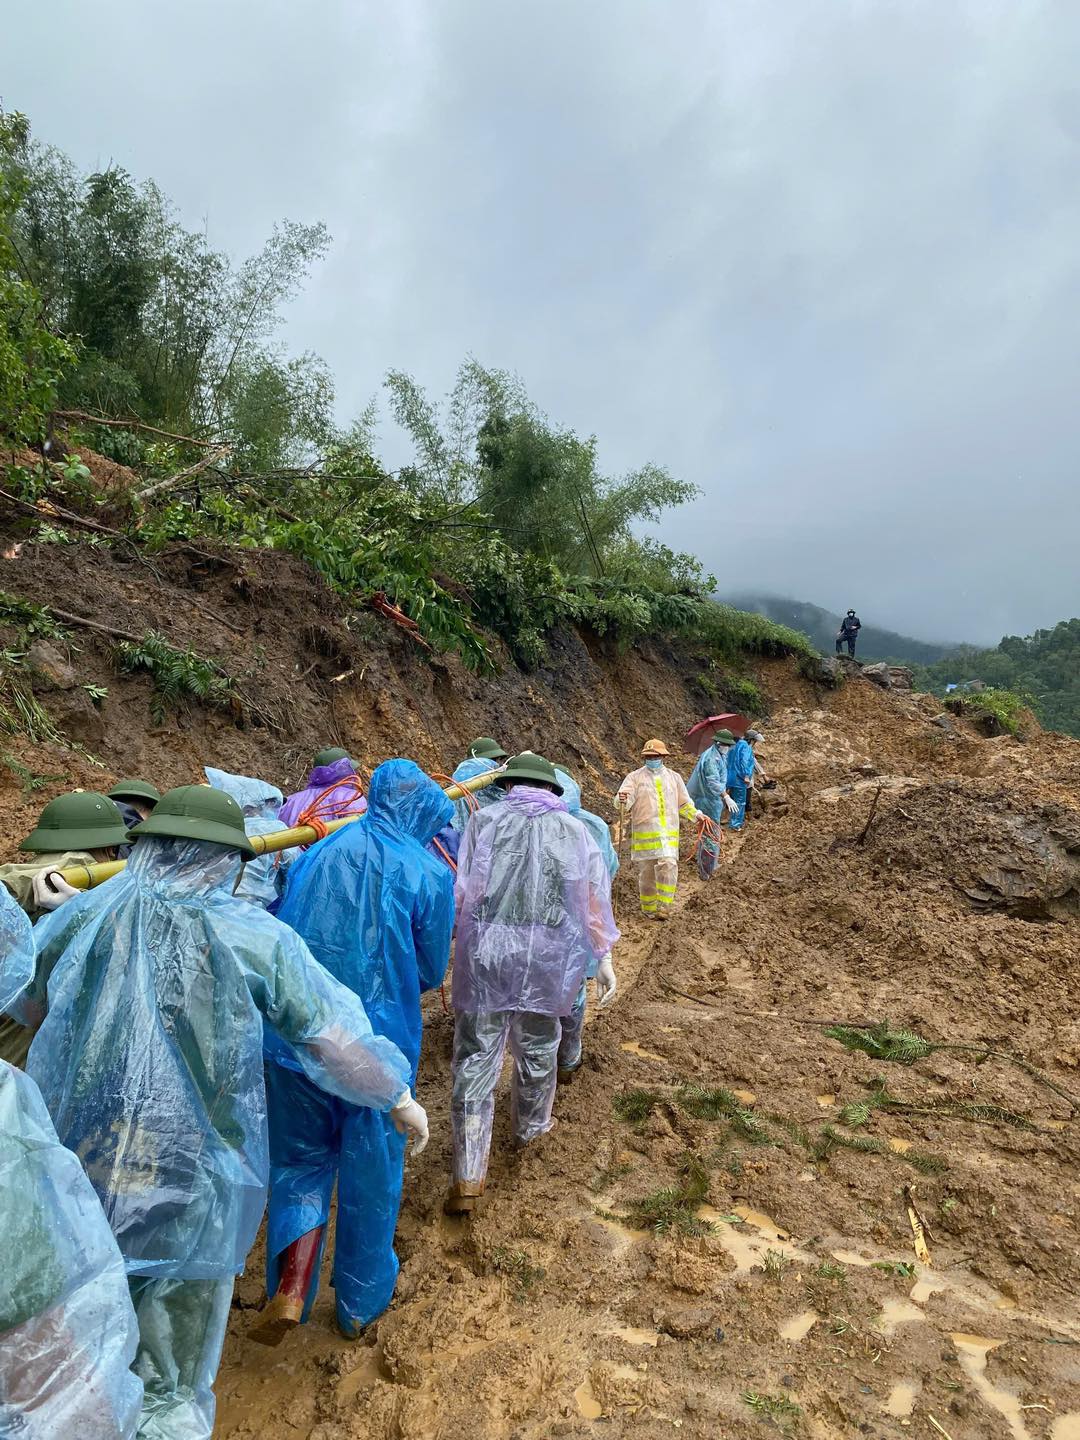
[107,779,162,807]
[495,751,563,795]
[712,729,737,746]
[468,736,508,761]
[20,791,130,853]
[128,785,256,859]
[313,746,351,768]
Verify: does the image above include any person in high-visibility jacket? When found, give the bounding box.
[614,739,699,920]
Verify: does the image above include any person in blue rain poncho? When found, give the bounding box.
[449,736,508,831]
[724,733,756,831]
[204,765,294,908]
[553,768,619,1080]
[0,883,142,1439]
[256,759,455,1345]
[687,729,739,879]
[10,785,424,1440]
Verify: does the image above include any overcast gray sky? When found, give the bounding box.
[8,0,1079,644]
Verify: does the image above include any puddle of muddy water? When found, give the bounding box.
[816,1094,835,1108]
[732,1088,757,1104]
[951,1334,1030,1440]
[606,1327,660,1347]
[779,1310,819,1342]
[619,1040,666,1063]
[884,1382,918,1417]
[876,1299,927,1336]
[888,1136,912,1153]
[697,1203,810,1274]
[1053,1417,1080,1440]
[575,1377,603,1419]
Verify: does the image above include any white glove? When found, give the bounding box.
[723,794,738,815]
[390,1089,429,1154]
[595,953,617,1008]
[32,870,79,912]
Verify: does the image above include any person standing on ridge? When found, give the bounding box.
[615,740,700,919]
[446,752,618,1214]
[836,609,862,656]
[257,760,454,1343]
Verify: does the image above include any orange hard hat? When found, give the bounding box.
[641,738,670,757]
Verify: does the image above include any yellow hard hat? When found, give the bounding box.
[641,738,670,757]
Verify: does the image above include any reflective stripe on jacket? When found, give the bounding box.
[615,766,695,859]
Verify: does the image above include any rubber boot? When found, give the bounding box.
[444,1179,485,1216]
[249,1226,323,1347]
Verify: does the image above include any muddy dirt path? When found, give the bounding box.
[215,687,1080,1440]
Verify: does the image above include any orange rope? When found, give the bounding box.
[430,771,481,816]
[294,776,366,829]
[693,813,724,861]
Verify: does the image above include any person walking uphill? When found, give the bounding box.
[687,730,738,878]
[616,740,699,918]
[836,609,861,656]
[0,790,130,1068]
[446,753,619,1215]
[0,882,142,1439]
[450,736,508,831]
[723,731,756,831]
[8,785,424,1440]
[279,746,367,834]
[257,759,454,1344]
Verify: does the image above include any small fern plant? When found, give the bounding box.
[115,631,234,724]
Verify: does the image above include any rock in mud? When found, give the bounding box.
[26,638,77,689]
[659,1305,715,1339]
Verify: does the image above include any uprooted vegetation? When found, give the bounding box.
[0,106,819,696]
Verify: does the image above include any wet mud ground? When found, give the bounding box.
[214,677,1080,1440]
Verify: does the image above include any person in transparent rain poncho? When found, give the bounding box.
[204,765,296,908]
[446,752,619,1215]
[449,736,508,832]
[0,882,143,1439]
[278,746,367,835]
[255,760,454,1345]
[5,784,424,1440]
[552,767,619,1082]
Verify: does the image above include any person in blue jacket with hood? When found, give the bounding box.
[449,736,508,831]
[724,733,756,831]
[687,729,738,878]
[255,759,455,1345]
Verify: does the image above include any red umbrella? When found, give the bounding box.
[684,713,749,756]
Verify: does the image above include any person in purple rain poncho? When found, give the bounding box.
[278,747,367,836]
[445,752,619,1215]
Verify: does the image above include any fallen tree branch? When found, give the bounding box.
[47,608,142,642]
[54,410,219,449]
[856,785,884,846]
[135,445,232,502]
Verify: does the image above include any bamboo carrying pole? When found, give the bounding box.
[56,767,506,892]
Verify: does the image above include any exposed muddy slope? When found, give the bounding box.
[0,535,723,852]
[212,677,1080,1440]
